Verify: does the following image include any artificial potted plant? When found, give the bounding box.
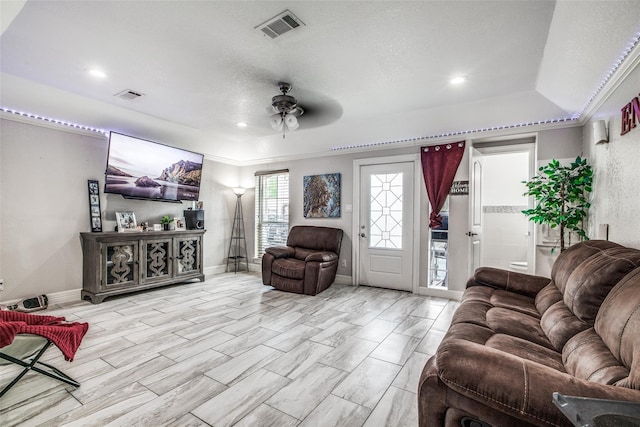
[161,215,173,231]
[522,156,593,252]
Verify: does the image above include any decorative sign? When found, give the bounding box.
[450,180,469,195]
[620,91,640,136]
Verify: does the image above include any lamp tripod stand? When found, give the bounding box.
[226,188,249,273]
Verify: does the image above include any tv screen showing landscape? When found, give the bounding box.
[105,132,204,202]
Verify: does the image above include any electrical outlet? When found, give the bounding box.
[0,278,4,292]
[340,259,347,268]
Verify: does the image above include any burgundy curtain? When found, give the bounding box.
[421,141,465,228]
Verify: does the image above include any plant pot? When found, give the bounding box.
[163,223,170,231]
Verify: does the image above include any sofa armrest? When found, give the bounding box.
[305,252,338,263]
[471,267,550,298]
[437,340,640,426]
[264,246,295,259]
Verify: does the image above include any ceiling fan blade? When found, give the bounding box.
[297,99,343,129]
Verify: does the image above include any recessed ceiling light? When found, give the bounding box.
[450,76,467,85]
[237,122,248,128]
[88,69,107,78]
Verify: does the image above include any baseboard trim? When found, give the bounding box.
[0,288,81,308]
[0,272,461,307]
[334,274,353,285]
[205,263,261,277]
[415,287,463,301]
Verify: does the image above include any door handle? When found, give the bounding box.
[360,233,366,238]
[466,232,478,236]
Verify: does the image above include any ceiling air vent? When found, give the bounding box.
[255,10,305,39]
[114,89,145,101]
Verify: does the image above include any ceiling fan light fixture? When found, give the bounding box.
[284,113,299,130]
[270,82,304,137]
[270,113,283,131]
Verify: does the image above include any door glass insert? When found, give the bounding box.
[146,241,170,278]
[106,244,135,285]
[177,238,198,273]
[369,173,403,249]
[429,199,449,288]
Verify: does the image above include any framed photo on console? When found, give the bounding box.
[87,179,102,232]
[174,217,186,231]
[116,211,137,232]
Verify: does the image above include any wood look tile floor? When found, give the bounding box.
[0,273,458,427]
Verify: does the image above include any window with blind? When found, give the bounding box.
[255,169,289,257]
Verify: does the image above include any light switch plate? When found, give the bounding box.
[598,224,609,240]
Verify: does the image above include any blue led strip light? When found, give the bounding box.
[331,117,578,151]
[577,32,640,119]
[332,31,640,152]
[0,107,108,135]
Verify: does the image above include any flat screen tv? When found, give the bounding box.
[105,132,204,202]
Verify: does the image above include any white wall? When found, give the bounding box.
[0,119,238,301]
[583,62,640,248]
[0,116,589,301]
[0,120,106,301]
[538,126,583,161]
[240,142,471,295]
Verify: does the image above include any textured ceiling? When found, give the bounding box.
[1,1,639,164]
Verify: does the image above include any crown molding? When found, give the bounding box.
[578,34,640,122]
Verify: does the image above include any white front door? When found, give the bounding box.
[358,161,414,291]
[469,147,483,277]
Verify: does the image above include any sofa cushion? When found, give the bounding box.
[462,286,539,318]
[563,247,640,322]
[272,258,305,280]
[486,334,565,371]
[550,240,621,294]
[562,266,640,388]
[286,225,343,254]
[563,328,630,385]
[486,307,554,350]
[294,247,316,261]
[540,244,640,350]
[440,322,565,371]
[534,283,563,315]
[271,275,304,294]
[594,267,640,389]
[473,267,550,298]
[264,246,295,259]
[540,301,589,350]
[452,298,554,350]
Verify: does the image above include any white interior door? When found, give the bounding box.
[469,147,483,276]
[358,162,414,291]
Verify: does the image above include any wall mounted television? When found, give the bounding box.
[105,132,204,202]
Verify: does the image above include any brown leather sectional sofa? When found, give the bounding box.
[262,225,343,296]
[419,240,640,426]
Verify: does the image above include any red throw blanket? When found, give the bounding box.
[0,311,89,361]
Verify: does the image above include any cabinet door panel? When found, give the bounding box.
[175,237,201,276]
[142,238,173,283]
[102,242,139,288]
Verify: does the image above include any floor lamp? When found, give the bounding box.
[226,187,249,273]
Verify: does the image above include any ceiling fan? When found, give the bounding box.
[269,82,304,138]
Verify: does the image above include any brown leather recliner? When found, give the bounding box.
[419,240,640,426]
[262,225,343,296]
